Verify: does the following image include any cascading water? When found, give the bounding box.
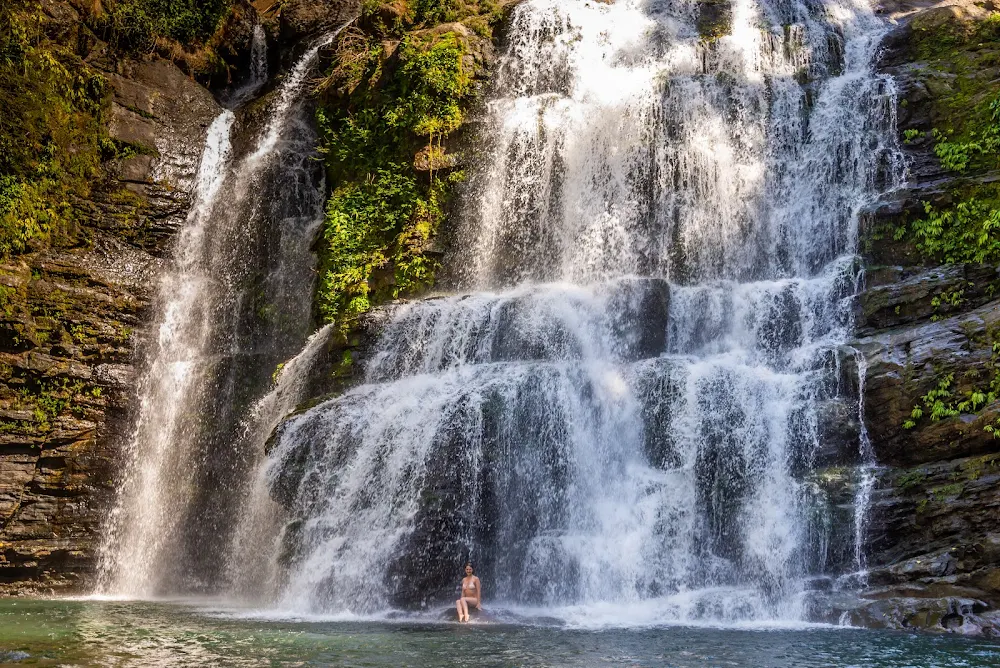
[260,0,902,624]
[226,24,269,107]
[95,108,237,597]
[225,324,336,600]
[97,30,340,597]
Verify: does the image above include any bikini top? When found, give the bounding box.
[463,579,476,590]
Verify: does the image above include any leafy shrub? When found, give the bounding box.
[315,28,479,325]
[910,198,1000,265]
[930,97,1000,174]
[90,0,231,52]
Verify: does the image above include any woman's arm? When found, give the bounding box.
[475,577,482,608]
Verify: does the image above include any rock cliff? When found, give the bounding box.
[0,0,225,594]
[837,0,1000,635]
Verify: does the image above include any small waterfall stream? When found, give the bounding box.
[258,0,903,623]
[97,28,340,597]
[96,108,237,596]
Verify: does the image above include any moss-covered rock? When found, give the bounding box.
[850,3,1000,633]
[697,0,732,42]
[878,5,1000,266]
[86,0,260,84]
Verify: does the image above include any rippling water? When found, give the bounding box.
[1,600,998,667]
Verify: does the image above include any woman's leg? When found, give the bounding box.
[456,599,464,621]
[462,597,478,619]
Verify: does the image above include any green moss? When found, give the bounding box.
[909,13,1000,172]
[896,469,928,492]
[929,482,963,501]
[10,377,95,433]
[0,3,111,258]
[958,454,1000,481]
[0,284,18,317]
[100,137,160,161]
[894,11,1000,267]
[697,0,732,42]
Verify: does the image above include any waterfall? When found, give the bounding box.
[261,0,902,623]
[97,31,340,597]
[225,324,336,601]
[96,109,237,597]
[227,24,269,107]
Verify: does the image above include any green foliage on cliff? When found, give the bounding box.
[903,340,1000,437]
[909,12,1000,174]
[90,0,232,52]
[318,169,462,321]
[362,0,503,38]
[929,96,1000,174]
[897,12,1000,267]
[314,5,495,325]
[0,3,108,257]
[909,194,1000,265]
[319,32,473,173]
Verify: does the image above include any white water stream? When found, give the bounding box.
[259,0,903,623]
[96,109,237,597]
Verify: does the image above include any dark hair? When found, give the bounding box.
[465,562,474,571]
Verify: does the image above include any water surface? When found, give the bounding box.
[1,600,997,667]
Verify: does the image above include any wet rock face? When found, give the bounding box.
[850,2,1000,635]
[105,59,224,253]
[857,298,1000,468]
[262,0,362,43]
[0,16,223,591]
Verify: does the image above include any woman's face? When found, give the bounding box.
[465,566,473,576]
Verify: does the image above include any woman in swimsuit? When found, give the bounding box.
[455,562,481,622]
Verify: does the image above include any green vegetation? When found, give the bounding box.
[0,2,109,257]
[903,339,1000,437]
[909,194,1000,266]
[0,0,233,260]
[897,13,1000,266]
[929,482,963,501]
[958,454,1000,480]
[88,0,232,53]
[909,13,1000,172]
[314,0,500,326]
[896,468,928,493]
[0,376,103,436]
[696,0,732,42]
